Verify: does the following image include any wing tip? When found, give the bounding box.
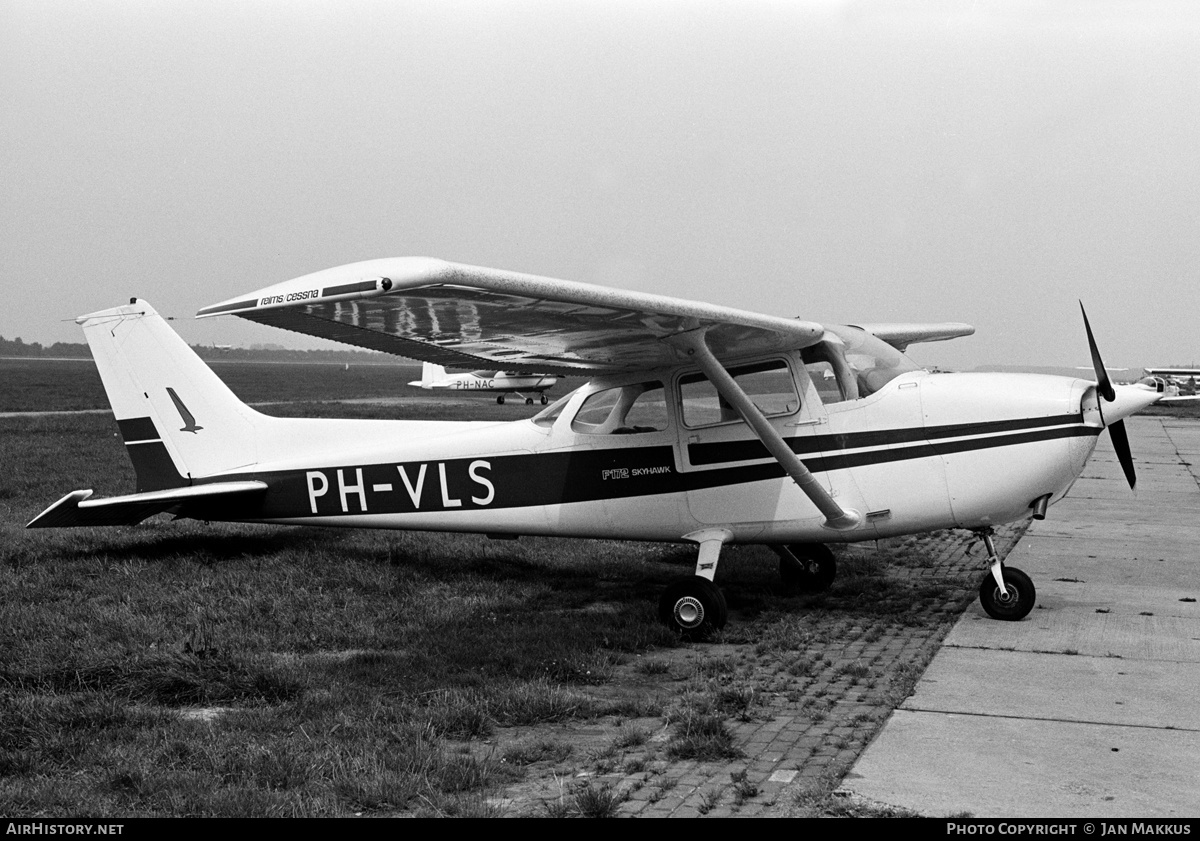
[196,257,457,319]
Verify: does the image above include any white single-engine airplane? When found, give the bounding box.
[28,258,1162,636]
[408,362,557,404]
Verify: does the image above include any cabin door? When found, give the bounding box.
[678,356,828,528]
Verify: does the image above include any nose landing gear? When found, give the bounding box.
[974,527,1036,621]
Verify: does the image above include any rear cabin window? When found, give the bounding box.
[679,359,799,428]
[531,390,574,428]
[570,382,669,434]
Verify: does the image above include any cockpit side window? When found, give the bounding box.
[835,326,922,397]
[803,329,922,403]
[570,381,668,434]
[679,359,799,428]
[802,342,858,403]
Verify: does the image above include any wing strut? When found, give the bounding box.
[669,330,861,531]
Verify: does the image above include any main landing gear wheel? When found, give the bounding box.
[496,395,505,405]
[658,576,727,639]
[778,543,837,593]
[525,397,534,405]
[540,394,549,405]
[979,566,1035,621]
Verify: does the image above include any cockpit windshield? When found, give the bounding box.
[802,326,921,403]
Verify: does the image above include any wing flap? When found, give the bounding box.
[27,482,268,529]
[198,258,825,373]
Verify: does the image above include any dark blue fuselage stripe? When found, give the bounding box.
[179,420,1097,521]
[116,417,187,491]
[125,441,187,492]
[322,280,379,297]
[809,424,1097,472]
[195,298,260,317]
[689,412,1084,465]
[117,417,160,443]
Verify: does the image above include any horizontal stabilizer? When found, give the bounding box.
[27,482,267,529]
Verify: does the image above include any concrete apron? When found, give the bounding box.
[840,416,1200,818]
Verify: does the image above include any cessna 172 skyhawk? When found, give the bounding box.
[408,362,557,404]
[27,258,1161,636]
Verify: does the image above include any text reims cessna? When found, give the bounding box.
[408,362,557,405]
[28,258,1160,636]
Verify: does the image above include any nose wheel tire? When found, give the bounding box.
[779,543,837,593]
[658,577,727,639]
[979,566,1035,621]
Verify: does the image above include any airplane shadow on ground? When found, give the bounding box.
[43,519,945,633]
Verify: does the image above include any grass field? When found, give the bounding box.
[1,358,1053,817]
[1,357,427,413]
[2,405,683,816]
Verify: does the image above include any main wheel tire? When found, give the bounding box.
[540,394,549,405]
[525,397,534,405]
[496,395,505,405]
[658,577,727,639]
[979,566,1036,621]
[779,543,837,593]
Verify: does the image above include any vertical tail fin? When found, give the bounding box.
[410,362,446,388]
[79,300,263,490]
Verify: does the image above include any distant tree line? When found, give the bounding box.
[0,336,91,358]
[0,335,396,364]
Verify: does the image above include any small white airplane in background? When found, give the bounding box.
[28,258,1162,636]
[408,362,557,405]
[1140,368,1200,404]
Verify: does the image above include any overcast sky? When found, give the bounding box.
[3,0,1198,370]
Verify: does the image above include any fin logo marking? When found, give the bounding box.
[166,388,203,434]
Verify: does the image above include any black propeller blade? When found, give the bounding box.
[1080,302,1116,402]
[1080,301,1136,489]
[1108,418,1137,489]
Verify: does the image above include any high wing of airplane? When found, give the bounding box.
[408,362,557,405]
[28,259,1162,637]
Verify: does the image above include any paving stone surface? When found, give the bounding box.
[485,522,1027,817]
